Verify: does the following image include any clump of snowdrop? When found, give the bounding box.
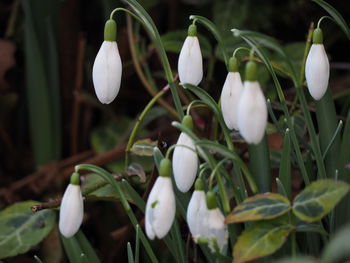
[92,19,122,104]
[178,24,203,86]
[145,158,176,239]
[220,56,244,130]
[237,61,267,144]
[305,27,330,100]
[172,115,198,192]
[186,178,209,242]
[59,172,84,238]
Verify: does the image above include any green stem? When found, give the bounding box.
[75,164,158,263]
[299,23,314,87]
[125,87,169,168]
[124,0,184,119]
[317,15,334,28]
[110,8,146,27]
[232,47,251,58]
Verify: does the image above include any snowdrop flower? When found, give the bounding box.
[305,28,329,100]
[92,19,122,104]
[220,57,243,130]
[178,24,203,86]
[204,191,228,253]
[186,178,209,242]
[172,115,198,192]
[59,173,84,238]
[237,61,267,144]
[145,159,176,239]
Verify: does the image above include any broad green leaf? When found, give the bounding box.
[292,179,350,222]
[0,201,55,259]
[312,0,350,41]
[225,193,290,223]
[82,174,133,203]
[130,138,157,156]
[233,221,294,263]
[322,225,350,263]
[296,222,329,236]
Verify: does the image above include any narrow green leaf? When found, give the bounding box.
[226,193,290,223]
[292,179,350,222]
[279,129,291,199]
[0,201,55,259]
[248,135,271,193]
[322,225,350,263]
[312,0,350,41]
[189,15,229,68]
[75,230,101,263]
[233,221,294,263]
[61,234,83,263]
[127,242,135,263]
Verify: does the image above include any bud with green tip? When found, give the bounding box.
[178,24,203,86]
[237,61,267,144]
[305,27,329,100]
[145,158,176,239]
[59,173,84,238]
[220,56,243,130]
[172,115,198,192]
[92,19,122,104]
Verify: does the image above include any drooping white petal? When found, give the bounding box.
[92,41,122,104]
[172,132,198,192]
[59,184,84,238]
[186,190,209,241]
[178,36,203,86]
[305,44,330,100]
[145,177,176,239]
[206,208,228,252]
[220,72,244,130]
[237,81,267,144]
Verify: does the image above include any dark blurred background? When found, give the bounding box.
[0,0,349,262]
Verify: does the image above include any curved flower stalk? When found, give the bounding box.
[59,173,84,238]
[186,178,209,242]
[237,61,267,144]
[305,27,329,100]
[178,24,203,86]
[172,115,199,192]
[92,19,122,104]
[204,191,228,253]
[145,158,176,239]
[220,57,243,130]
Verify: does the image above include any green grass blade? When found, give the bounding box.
[189,15,229,68]
[248,135,271,193]
[75,230,101,263]
[127,243,135,263]
[279,129,291,199]
[21,0,56,165]
[312,0,350,41]
[60,234,83,263]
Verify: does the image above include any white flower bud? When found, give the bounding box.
[178,36,203,86]
[172,132,198,192]
[220,72,244,130]
[237,81,267,144]
[186,190,209,242]
[92,41,122,104]
[59,184,84,238]
[305,44,329,100]
[145,176,176,239]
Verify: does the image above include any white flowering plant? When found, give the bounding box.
[2,0,350,263]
